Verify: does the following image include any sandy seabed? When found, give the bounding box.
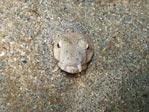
[0,0,148,112]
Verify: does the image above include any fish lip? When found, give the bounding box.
[77,64,82,72]
[66,65,79,73]
[58,62,82,73]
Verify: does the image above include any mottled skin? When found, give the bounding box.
[53,32,93,73]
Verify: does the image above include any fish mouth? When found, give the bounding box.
[66,64,82,73]
[58,63,82,73]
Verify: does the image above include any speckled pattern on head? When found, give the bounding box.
[53,32,94,73]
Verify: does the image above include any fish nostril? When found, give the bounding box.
[76,58,79,61]
[79,52,81,55]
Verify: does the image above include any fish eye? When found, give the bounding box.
[57,43,60,48]
[87,45,89,50]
